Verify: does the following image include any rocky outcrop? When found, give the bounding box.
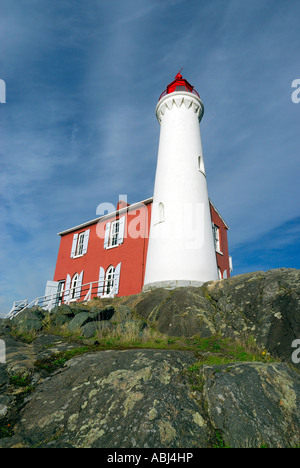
[133,268,300,365]
[0,341,299,448]
[0,268,299,448]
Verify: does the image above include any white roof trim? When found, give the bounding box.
[58,196,229,236]
[209,199,230,230]
[57,197,153,236]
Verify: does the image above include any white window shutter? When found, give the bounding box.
[104,223,111,249]
[44,281,59,297]
[82,229,90,255]
[113,262,121,296]
[64,274,71,303]
[98,266,105,297]
[75,271,84,299]
[117,217,126,245]
[71,233,78,258]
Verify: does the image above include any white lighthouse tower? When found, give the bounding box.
[143,72,218,290]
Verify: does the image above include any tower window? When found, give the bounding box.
[154,202,165,225]
[198,155,205,174]
[158,202,165,223]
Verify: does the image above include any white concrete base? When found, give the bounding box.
[142,279,204,292]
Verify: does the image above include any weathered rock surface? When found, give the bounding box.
[203,361,300,448]
[0,268,299,448]
[5,349,208,448]
[133,268,300,365]
[0,341,299,448]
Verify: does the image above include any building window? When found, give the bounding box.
[212,224,221,253]
[98,263,121,297]
[70,273,79,300]
[71,229,90,258]
[109,221,120,248]
[105,266,115,295]
[76,233,85,256]
[58,281,65,306]
[104,217,125,249]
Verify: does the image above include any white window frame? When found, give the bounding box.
[104,265,115,296]
[108,220,120,248]
[104,217,125,250]
[70,273,79,301]
[75,232,85,257]
[69,271,84,302]
[71,229,90,258]
[58,281,65,306]
[98,263,121,298]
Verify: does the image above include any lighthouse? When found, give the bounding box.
[143,72,219,290]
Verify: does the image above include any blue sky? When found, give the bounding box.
[0,0,299,315]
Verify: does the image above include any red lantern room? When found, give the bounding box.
[159,70,200,101]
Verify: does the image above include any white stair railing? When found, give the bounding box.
[6,275,119,320]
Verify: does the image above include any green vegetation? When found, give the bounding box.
[212,430,230,449]
[10,326,38,343]
[34,325,274,375]
[9,375,32,388]
[35,346,90,373]
[0,423,14,439]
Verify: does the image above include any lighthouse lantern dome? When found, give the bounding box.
[158,70,200,101]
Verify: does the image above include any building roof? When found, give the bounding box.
[209,199,230,230]
[57,197,153,236]
[58,197,229,236]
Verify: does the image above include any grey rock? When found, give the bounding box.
[0,364,9,389]
[80,321,113,338]
[135,268,300,365]
[0,348,299,448]
[10,349,210,448]
[51,305,74,317]
[67,313,92,333]
[1,268,300,448]
[90,306,115,322]
[202,361,300,448]
[117,320,148,335]
[12,307,45,332]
